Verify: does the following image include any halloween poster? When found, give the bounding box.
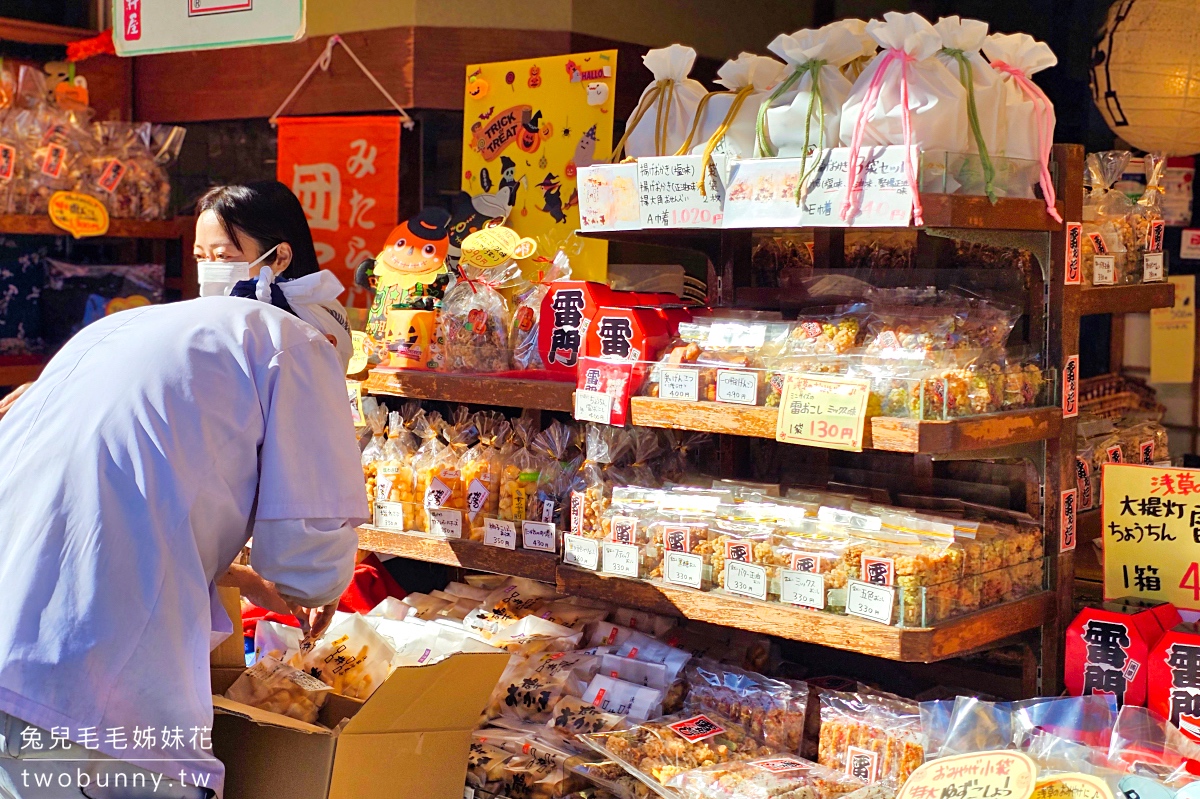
[462,51,617,281]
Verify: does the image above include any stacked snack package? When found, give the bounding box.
[511,249,572,370]
[436,256,525,374]
[422,408,478,537]
[817,691,925,786]
[1132,152,1168,282]
[375,409,416,511]
[571,425,635,539]
[462,412,509,536]
[1081,151,1138,286]
[531,421,582,527]
[411,410,446,532]
[360,400,389,520]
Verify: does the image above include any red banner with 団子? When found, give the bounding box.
[276,116,401,307]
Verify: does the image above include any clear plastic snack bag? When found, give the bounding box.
[292,614,397,700]
[410,410,445,532]
[254,620,303,664]
[531,420,577,525]
[1133,152,1168,282]
[461,412,509,535]
[224,656,333,724]
[360,399,388,521]
[1080,151,1137,286]
[487,650,603,723]
[511,249,572,370]
[571,425,635,538]
[667,755,868,799]
[436,258,524,374]
[582,674,665,721]
[500,422,543,524]
[421,408,477,534]
[817,690,925,785]
[685,659,808,754]
[375,409,416,511]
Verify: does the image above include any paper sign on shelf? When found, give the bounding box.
[484,518,517,550]
[374,501,405,532]
[800,146,916,227]
[845,580,894,624]
[114,0,304,55]
[724,562,768,601]
[897,752,1038,799]
[428,509,463,539]
[664,551,704,589]
[722,157,805,228]
[1061,488,1077,552]
[563,534,600,570]
[578,164,641,232]
[775,373,871,452]
[1102,464,1200,610]
[1144,252,1165,283]
[781,570,824,609]
[1062,355,1079,419]
[1151,275,1195,384]
[574,389,613,424]
[636,155,725,229]
[601,541,640,577]
[522,521,556,552]
[658,368,699,401]
[48,191,109,238]
[1182,228,1200,260]
[1066,222,1082,285]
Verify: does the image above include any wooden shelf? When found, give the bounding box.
[556,566,1055,662]
[1080,282,1175,316]
[629,397,1061,454]
[364,368,576,412]
[357,526,558,582]
[0,215,188,240]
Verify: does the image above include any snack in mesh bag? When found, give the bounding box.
[685,660,809,754]
[582,710,773,791]
[817,691,925,786]
[291,614,396,700]
[667,755,867,799]
[225,656,333,724]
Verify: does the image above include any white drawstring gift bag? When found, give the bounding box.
[839,11,969,225]
[685,52,785,161]
[983,32,1062,221]
[828,19,878,81]
[934,16,1006,200]
[619,44,708,159]
[757,26,861,160]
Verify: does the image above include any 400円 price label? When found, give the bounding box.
[775,373,871,452]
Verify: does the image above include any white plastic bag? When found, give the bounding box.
[839,12,969,225]
[983,32,1062,221]
[581,674,664,720]
[292,614,396,700]
[685,52,784,161]
[224,657,332,724]
[758,26,860,158]
[621,44,708,158]
[934,16,1006,199]
[367,596,413,621]
[254,620,302,664]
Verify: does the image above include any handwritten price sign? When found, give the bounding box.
[898,752,1037,799]
[775,373,871,451]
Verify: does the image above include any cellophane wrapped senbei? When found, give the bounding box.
[571,424,635,538]
[436,258,524,373]
[667,755,868,799]
[684,659,809,754]
[223,656,333,724]
[817,690,925,786]
[1082,151,1138,286]
[582,710,773,793]
[486,651,603,724]
[511,249,572,370]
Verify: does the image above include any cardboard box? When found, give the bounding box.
[1064,598,1176,706]
[211,651,509,799]
[210,586,245,669]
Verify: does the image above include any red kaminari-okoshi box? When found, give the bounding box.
[538,281,620,376]
[584,306,671,364]
[1149,621,1200,743]
[1065,598,1179,708]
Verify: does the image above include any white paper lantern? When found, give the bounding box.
[1092,0,1200,155]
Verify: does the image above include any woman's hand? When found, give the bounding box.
[0,382,32,421]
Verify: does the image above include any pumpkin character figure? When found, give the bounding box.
[357,207,451,341]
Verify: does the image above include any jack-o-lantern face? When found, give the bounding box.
[467,76,489,100]
[518,126,541,153]
[384,309,436,369]
[379,235,446,277]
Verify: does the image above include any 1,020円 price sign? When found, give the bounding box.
[774,373,871,452]
[1102,464,1200,610]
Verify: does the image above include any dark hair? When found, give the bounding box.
[196,181,320,278]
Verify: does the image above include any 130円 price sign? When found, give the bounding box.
[1102,464,1200,610]
[774,373,871,452]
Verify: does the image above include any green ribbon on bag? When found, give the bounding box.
[755,59,828,204]
[940,47,997,203]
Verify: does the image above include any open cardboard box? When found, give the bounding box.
[210,649,509,799]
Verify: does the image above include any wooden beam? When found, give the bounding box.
[0,17,93,46]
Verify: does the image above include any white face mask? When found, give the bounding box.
[196,244,281,298]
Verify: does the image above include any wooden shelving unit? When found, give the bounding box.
[630,398,1062,454]
[1080,283,1175,316]
[0,215,190,240]
[358,526,558,582]
[357,145,1086,691]
[365,368,576,412]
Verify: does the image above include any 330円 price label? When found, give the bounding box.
[775,373,871,451]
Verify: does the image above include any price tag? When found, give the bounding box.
[715,370,758,405]
[775,373,871,452]
[574,388,613,424]
[659,367,699,401]
[601,541,641,577]
[1093,255,1116,286]
[636,155,725,229]
[428,509,462,539]
[1144,252,1165,283]
[664,551,704,589]
[522,521,557,552]
[374,501,405,531]
[781,569,825,609]
[898,752,1037,799]
[724,561,768,600]
[484,518,517,550]
[563,533,600,570]
[49,191,109,238]
[845,580,894,624]
[467,479,489,521]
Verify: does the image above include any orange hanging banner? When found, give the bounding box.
[276,115,401,307]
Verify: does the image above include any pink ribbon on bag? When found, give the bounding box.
[990,60,1063,223]
[841,49,924,226]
